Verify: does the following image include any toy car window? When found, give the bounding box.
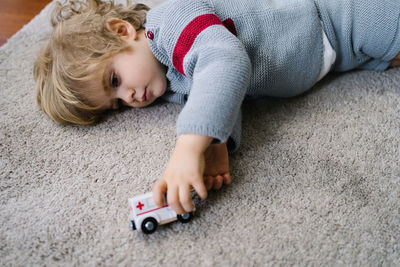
[146,199,157,209]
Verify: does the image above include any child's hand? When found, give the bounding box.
[152,134,213,214]
[204,142,231,190]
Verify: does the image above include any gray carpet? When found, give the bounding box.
[1,0,399,266]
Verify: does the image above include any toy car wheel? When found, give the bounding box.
[141,218,158,234]
[177,212,193,223]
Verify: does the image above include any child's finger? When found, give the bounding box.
[204,176,213,190]
[213,175,223,190]
[167,186,185,215]
[152,179,167,207]
[179,185,194,212]
[223,173,232,184]
[192,179,208,199]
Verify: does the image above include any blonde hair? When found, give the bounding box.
[33,0,150,125]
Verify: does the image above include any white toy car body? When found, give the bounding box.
[128,192,193,234]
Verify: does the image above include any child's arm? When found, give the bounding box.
[153,133,213,214]
[149,0,251,213]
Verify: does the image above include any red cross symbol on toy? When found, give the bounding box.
[136,202,144,210]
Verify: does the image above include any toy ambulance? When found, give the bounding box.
[128,192,193,234]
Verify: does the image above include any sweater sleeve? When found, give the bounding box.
[174,17,251,153]
[149,0,251,153]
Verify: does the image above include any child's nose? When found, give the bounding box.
[123,87,136,103]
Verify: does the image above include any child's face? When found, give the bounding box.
[88,26,167,110]
[106,39,167,109]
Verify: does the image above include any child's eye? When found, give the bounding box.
[111,72,119,88]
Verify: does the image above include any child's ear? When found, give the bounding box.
[106,18,137,39]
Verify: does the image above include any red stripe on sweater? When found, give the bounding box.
[222,18,237,37]
[172,14,223,76]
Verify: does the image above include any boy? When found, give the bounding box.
[34,0,400,215]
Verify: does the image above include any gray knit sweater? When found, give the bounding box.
[145,0,324,152]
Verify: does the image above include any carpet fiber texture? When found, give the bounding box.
[1,0,399,265]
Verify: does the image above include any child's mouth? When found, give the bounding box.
[141,88,148,102]
[146,88,150,101]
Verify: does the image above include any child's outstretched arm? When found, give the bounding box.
[148,0,251,214]
[152,134,213,214]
